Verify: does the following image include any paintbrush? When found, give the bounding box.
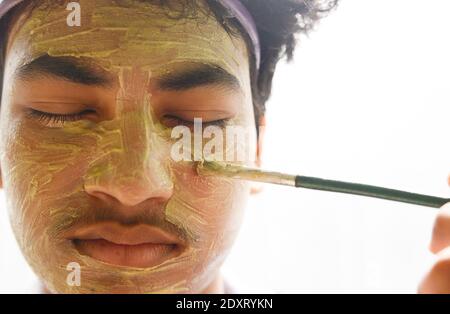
[196,161,449,208]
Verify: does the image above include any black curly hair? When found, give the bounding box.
[0,0,338,133]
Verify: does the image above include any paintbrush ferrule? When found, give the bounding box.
[196,161,296,186]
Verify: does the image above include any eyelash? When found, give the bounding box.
[26,109,93,126]
[161,115,231,128]
[26,109,231,128]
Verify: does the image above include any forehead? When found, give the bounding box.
[7,0,250,83]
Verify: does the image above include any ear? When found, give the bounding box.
[250,116,266,195]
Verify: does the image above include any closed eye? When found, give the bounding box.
[161,115,231,129]
[25,108,96,127]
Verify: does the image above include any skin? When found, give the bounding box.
[0,0,261,293]
[418,175,450,294]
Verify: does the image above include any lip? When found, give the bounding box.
[66,222,185,268]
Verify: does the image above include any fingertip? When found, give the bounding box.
[430,208,450,253]
[418,252,450,293]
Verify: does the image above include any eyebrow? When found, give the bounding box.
[15,55,114,87]
[15,55,242,93]
[156,63,242,93]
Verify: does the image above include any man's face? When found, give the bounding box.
[0,0,258,293]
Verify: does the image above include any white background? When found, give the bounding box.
[1,0,449,293]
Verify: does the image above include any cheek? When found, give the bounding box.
[164,163,250,292]
[0,117,96,251]
[167,162,250,251]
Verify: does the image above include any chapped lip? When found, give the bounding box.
[64,221,187,268]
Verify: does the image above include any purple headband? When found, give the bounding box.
[217,0,261,70]
[0,0,261,69]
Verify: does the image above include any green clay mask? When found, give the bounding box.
[0,0,257,293]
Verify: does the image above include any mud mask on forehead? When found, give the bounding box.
[0,0,261,70]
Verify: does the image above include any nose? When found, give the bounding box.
[84,113,173,208]
[85,163,173,207]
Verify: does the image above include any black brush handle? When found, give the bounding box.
[295,176,449,208]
